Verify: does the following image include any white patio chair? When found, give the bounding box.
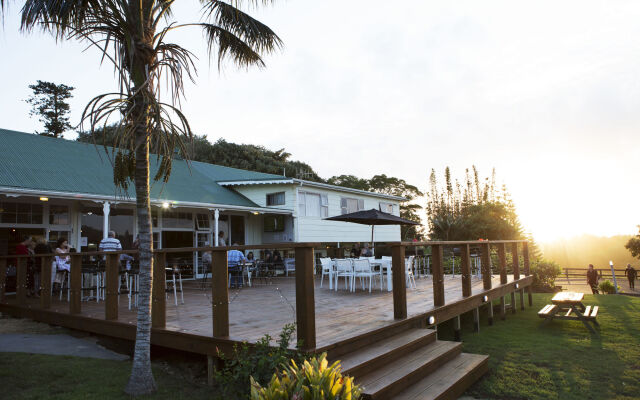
[284,258,296,276]
[380,256,392,288]
[334,259,354,291]
[166,266,184,306]
[406,256,417,289]
[319,258,333,288]
[353,259,378,292]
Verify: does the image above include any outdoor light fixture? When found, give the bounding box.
[39,197,48,201]
[482,295,489,302]
[162,202,170,209]
[428,316,436,325]
[515,283,519,289]
[252,211,260,215]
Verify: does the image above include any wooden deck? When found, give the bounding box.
[3,273,523,349]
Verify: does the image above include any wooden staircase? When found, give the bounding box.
[327,326,488,400]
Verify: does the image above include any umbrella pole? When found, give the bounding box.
[371,225,374,253]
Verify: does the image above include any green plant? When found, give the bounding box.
[213,324,304,399]
[598,280,621,294]
[250,353,361,400]
[530,259,562,292]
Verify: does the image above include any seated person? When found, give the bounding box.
[246,251,255,263]
[227,244,247,288]
[350,243,362,258]
[361,243,373,257]
[273,250,283,265]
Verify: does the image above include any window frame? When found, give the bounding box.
[340,197,364,215]
[266,192,286,206]
[298,191,328,218]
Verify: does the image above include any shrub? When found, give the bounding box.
[530,259,562,292]
[599,280,621,294]
[250,352,361,400]
[213,323,305,399]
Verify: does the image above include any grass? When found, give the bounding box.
[437,293,640,400]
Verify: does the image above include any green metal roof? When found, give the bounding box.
[0,128,287,208]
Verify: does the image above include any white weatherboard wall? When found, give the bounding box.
[295,186,401,243]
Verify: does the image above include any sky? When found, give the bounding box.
[1,0,640,243]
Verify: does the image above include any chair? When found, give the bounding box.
[319,258,333,288]
[166,265,184,306]
[284,258,296,276]
[242,262,254,287]
[406,256,417,289]
[353,259,378,292]
[334,259,354,291]
[380,256,392,287]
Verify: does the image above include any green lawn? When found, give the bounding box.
[437,293,640,400]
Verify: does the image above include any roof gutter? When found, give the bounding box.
[293,179,407,201]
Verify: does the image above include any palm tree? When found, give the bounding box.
[16,0,281,395]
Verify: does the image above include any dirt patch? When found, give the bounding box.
[0,314,69,335]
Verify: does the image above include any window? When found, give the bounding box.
[162,211,192,229]
[48,230,71,247]
[340,197,364,214]
[266,192,285,206]
[151,208,159,228]
[298,191,328,217]
[379,202,394,213]
[0,202,43,224]
[196,214,210,230]
[49,205,70,225]
[264,215,285,232]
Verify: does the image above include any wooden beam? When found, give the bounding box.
[152,252,167,329]
[523,242,533,306]
[454,315,461,341]
[511,243,520,280]
[473,307,480,332]
[70,254,82,314]
[0,258,6,303]
[16,258,27,305]
[211,250,229,338]
[431,244,445,307]
[460,244,472,297]
[481,243,492,290]
[497,243,507,285]
[105,254,119,320]
[510,291,516,314]
[40,256,52,309]
[391,245,407,319]
[487,301,494,326]
[295,246,316,351]
[499,296,506,320]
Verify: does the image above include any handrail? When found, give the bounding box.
[398,240,528,246]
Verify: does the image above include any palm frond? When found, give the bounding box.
[202,23,264,69]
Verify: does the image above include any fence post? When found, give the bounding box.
[512,243,524,310]
[16,258,27,305]
[105,253,119,320]
[211,249,229,338]
[523,241,533,306]
[481,243,492,290]
[295,246,316,351]
[152,252,166,329]
[0,258,6,303]
[392,244,407,319]
[497,243,507,285]
[40,256,52,309]
[461,244,472,297]
[432,244,445,307]
[70,254,82,314]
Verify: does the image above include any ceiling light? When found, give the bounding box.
[39,197,49,201]
[162,202,170,209]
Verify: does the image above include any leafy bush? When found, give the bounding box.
[530,259,562,292]
[213,323,304,399]
[599,280,621,294]
[250,353,361,400]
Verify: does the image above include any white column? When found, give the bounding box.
[102,201,110,239]
[214,209,219,246]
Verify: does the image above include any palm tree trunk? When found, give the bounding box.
[124,121,157,395]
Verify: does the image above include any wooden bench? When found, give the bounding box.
[582,306,599,325]
[538,304,558,317]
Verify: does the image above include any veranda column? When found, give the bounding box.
[102,201,110,239]
[211,249,229,337]
[391,244,407,319]
[152,252,166,329]
[295,246,316,351]
[214,209,219,246]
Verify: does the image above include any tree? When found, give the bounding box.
[20,0,282,395]
[625,226,640,259]
[26,80,74,138]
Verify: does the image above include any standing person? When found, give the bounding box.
[587,264,599,294]
[217,231,227,247]
[227,243,247,288]
[625,264,637,290]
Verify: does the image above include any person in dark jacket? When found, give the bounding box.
[587,264,599,294]
[625,264,637,290]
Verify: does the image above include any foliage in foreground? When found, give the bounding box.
[599,279,621,294]
[251,353,361,400]
[531,258,562,291]
[213,324,305,400]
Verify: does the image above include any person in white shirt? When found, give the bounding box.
[99,231,122,252]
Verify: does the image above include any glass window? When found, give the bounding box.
[266,192,285,206]
[264,215,285,232]
[341,197,364,214]
[49,205,70,225]
[48,230,71,248]
[379,202,394,213]
[80,207,104,252]
[109,208,134,249]
[298,192,328,218]
[196,214,210,230]
[0,202,43,224]
[230,215,245,245]
[152,208,159,228]
[162,211,192,229]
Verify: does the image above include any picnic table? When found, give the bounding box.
[538,292,599,333]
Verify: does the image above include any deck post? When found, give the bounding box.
[473,307,480,332]
[487,300,494,325]
[105,253,119,320]
[295,246,316,351]
[16,258,27,305]
[454,315,461,341]
[211,249,229,338]
[460,244,472,297]
[512,243,525,310]
[510,291,517,314]
[391,244,407,319]
[523,242,533,306]
[40,256,52,309]
[431,244,445,307]
[70,254,82,314]
[499,295,506,320]
[497,243,507,285]
[481,243,492,290]
[152,252,167,329]
[0,258,7,303]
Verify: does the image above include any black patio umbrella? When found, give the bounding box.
[324,208,420,247]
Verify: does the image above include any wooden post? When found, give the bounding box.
[207,355,215,387]
[499,295,506,320]
[211,250,229,337]
[510,291,516,314]
[105,253,119,320]
[431,244,445,307]
[473,307,480,332]
[16,258,27,305]
[523,242,533,306]
[152,252,167,329]
[511,243,520,280]
[460,244,472,297]
[0,258,7,303]
[69,254,82,314]
[454,315,461,341]
[497,243,507,285]
[481,243,492,290]
[295,246,316,351]
[487,300,494,326]
[40,256,52,309]
[392,244,407,319]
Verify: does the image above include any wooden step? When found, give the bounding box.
[358,340,462,399]
[337,328,437,378]
[393,353,489,400]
